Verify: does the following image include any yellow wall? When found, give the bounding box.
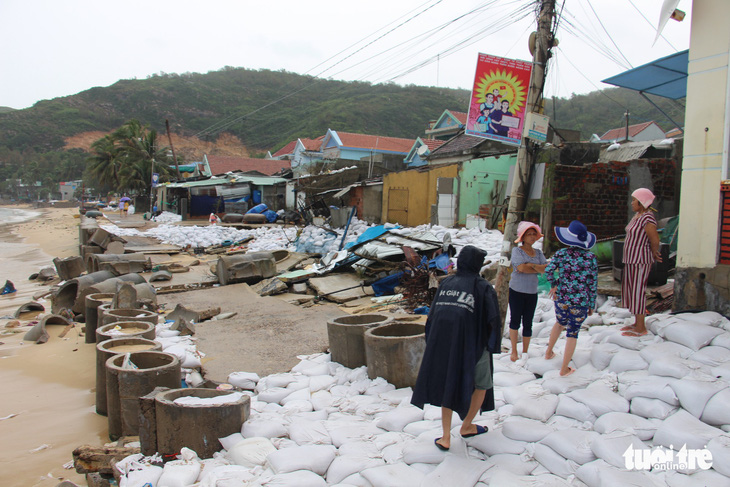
[381,164,459,226]
[677,0,730,268]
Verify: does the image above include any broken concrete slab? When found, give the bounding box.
[275,293,316,306]
[308,274,374,303]
[104,241,126,255]
[53,256,86,281]
[211,312,238,321]
[216,252,276,285]
[251,277,288,296]
[149,270,173,282]
[112,282,137,309]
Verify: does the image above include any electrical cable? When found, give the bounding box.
[586,0,633,68]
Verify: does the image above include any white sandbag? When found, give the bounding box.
[662,321,725,351]
[263,469,327,487]
[258,387,293,404]
[467,429,528,456]
[630,397,677,420]
[228,437,277,467]
[300,363,332,377]
[288,420,332,445]
[308,375,337,393]
[574,459,620,487]
[484,453,538,476]
[257,373,297,392]
[542,366,599,394]
[568,385,629,417]
[502,381,544,404]
[195,454,230,483]
[281,387,311,405]
[646,314,682,337]
[590,431,648,469]
[289,409,328,422]
[402,420,440,437]
[525,356,562,376]
[648,357,712,379]
[676,310,728,328]
[157,460,201,487]
[701,387,730,426]
[606,331,654,351]
[379,387,413,406]
[710,332,730,350]
[228,371,260,390]
[375,405,424,432]
[540,429,599,464]
[555,395,597,423]
[327,423,384,448]
[669,379,728,418]
[420,455,490,487]
[622,376,679,406]
[590,343,622,370]
[219,432,245,451]
[493,369,537,387]
[364,377,395,396]
[120,466,163,487]
[310,390,334,411]
[575,459,665,487]
[512,393,559,422]
[607,349,649,374]
[401,439,448,465]
[707,435,730,477]
[266,445,336,476]
[281,399,314,413]
[690,346,730,367]
[665,470,730,487]
[547,414,593,431]
[502,417,555,442]
[531,443,579,479]
[283,377,310,392]
[326,455,385,485]
[639,341,694,363]
[242,415,288,438]
[338,472,374,486]
[197,465,257,487]
[593,412,658,441]
[360,463,425,487]
[653,409,724,450]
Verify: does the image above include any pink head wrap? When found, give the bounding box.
[632,188,655,209]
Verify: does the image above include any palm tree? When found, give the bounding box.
[86,135,120,189]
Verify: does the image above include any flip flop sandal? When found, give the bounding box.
[462,425,488,438]
[434,438,449,451]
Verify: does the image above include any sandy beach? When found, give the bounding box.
[0,205,107,487]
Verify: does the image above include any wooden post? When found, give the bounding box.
[166,119,182,181]
[494,0,557,325]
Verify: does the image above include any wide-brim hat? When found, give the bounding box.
[554,220,596,249]
[515,221,543,243]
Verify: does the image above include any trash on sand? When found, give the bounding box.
[29,444,51,453]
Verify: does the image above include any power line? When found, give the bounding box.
[626,0,679,51]
[586,0,633,69]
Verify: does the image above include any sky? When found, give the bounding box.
[0,0,692,110]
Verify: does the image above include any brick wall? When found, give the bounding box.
[550,159,676,240]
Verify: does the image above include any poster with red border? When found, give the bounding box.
[466,53,533,146]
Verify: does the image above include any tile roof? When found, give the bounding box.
[334,131,415,153]
[430,132,488,155]
[600,121,658,141]
[423,139,446,151]
[272,140,297,158]
[450,111,468,124]
[206,155,291,176]
[301,136,324,151]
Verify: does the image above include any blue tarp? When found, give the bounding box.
[602,50,688,100]
[371,272,403,297]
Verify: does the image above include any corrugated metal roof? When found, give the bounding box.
[597,140,674,162]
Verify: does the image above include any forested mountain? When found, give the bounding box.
[0,66,684,198]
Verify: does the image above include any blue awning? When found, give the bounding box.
[602,50,688,100]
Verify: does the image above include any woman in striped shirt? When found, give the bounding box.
[621,188,663,337]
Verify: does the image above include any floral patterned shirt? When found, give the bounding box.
[545,246,598,309]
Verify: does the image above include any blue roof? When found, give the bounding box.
[602,50,688,100]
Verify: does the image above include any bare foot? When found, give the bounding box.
[620,325,636,332]
[560,367,576,376]
[510,352,519,362]
[545,350,556,360]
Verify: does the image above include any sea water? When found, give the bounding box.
[0,207,42,227]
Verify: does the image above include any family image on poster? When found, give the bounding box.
[466,53,533,146]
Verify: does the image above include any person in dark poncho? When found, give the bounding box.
[411,245,502,451]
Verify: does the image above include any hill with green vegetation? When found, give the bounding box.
[0,66,684,199]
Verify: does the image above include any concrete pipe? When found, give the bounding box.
[87,254,150,275]
[96,320,157,344]
[96,337,161,416]
[100,306,158,329]
[364,322,426,389]
[52,270,115,315]
[84,293,114,344]
[78,274,148,311]
[327,314,392,369]
[154,388,250,458]
[216,252,277,285]
[106,351,181,440]
[87,281,156,310]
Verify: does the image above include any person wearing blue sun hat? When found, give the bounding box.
[543,220,598,376]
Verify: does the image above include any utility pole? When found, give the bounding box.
[494,0,557,325]
[624,110,630,141]
[166,119,182,181]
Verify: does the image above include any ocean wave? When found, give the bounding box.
[0,208,43,226]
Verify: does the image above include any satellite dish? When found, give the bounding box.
[654,0,681,46]
[417,145,430,157]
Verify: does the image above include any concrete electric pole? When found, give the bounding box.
[494,0,558,326]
